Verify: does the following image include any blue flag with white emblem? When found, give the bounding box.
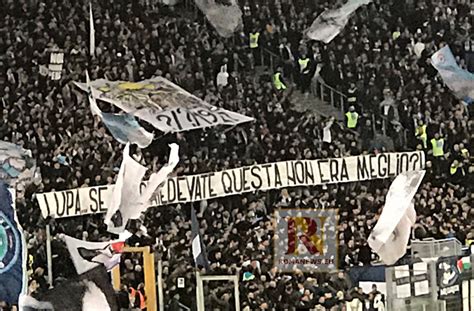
[0,181,26,305]
[431,46,474,105]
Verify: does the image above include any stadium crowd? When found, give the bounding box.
[0,0,473,309]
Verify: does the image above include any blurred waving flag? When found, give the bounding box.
[305,0,373,43]
[140,143,180,206]
[105,143,179,234]
[194,0,243,38]
[86,71,154,148]
[368,170,425,265]
[431,46,474,105]
[0,181,27,305]
[191,205,209,270]
[63,231,131,275]
[104,143,148,234]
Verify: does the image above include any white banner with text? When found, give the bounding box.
[36,151,425,218]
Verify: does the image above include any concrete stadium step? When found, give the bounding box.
[252,66,344,120]
[290,90,344,120]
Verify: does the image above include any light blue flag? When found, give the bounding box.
[101,112,154,149]
[0,183,27,305]
[431,46,474,105]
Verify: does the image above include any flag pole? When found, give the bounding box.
[89,1,95,58]
[46,224,53,288]
[195,270,205,311]
[157,256,164,310]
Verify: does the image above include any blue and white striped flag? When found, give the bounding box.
[431,46,474,105]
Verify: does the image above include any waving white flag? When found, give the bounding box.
[104,143,179,234]
[104,143,147,234]
[305,0,372,43]
[368,170,425,265]
[140,143,180,206]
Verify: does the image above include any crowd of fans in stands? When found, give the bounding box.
[0,0,473,309]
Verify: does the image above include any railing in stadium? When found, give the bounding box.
[261,48,410,145]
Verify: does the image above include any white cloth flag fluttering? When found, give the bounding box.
[105,143,180,234]
[140,143,180,207]
[305,0,373,43]
[368,170,425,265]
[104,143,148,234]
[194,0,243,38]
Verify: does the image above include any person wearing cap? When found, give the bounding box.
[345,106,359,129]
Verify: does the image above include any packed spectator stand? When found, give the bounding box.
[0,0,473,310]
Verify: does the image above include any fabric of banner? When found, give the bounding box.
[86,71,154,148]
[75,76,254,133]
[104,143,148,234]
[431,45,474,105]
[0,184,26,305]
[36,151,426,219]
[305,0,373,43]
[368,170,426,265]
